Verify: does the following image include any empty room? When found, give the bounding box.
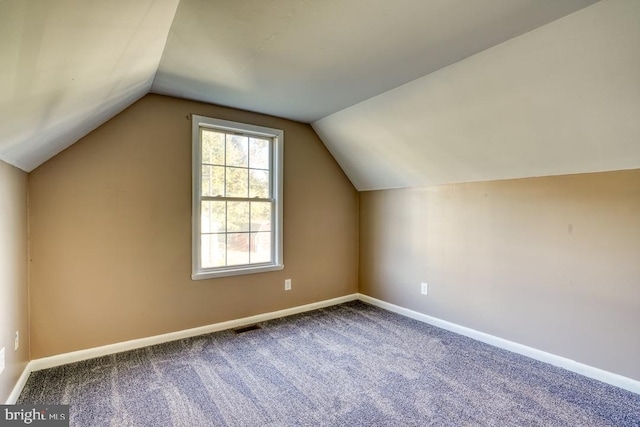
[1,0,639,425]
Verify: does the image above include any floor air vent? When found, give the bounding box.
[232,324,262,334]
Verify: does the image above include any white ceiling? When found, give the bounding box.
[313,0,640,190]
[3,0,631,190]
[0,0,180,171]
[152,0,599,123]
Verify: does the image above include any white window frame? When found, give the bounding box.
[191,115,284,280]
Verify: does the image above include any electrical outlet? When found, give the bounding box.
[15,331,19,351]
[0,347,5,375]
[421,282,428,295]
[284,279,292,291]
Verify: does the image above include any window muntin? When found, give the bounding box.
[192,116,283,279]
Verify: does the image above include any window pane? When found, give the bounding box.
[250,202,271,232]
[201,201,225,233]
[201,130,225,165]
[249,170,269,199]
[227,233,250,265]
[226,167,248,198]
[251,232,272,263]
[202,165,224,197]
[201,234,226,268]
[227,201,250,232]
[193,116,283,278]
[249,138,270,170]
[227,135,248,167]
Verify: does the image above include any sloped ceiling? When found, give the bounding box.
[152,0,599,123]
[0,0,180,171]
[313,0,640,190]
[2,0,630,188]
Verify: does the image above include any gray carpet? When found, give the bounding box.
[18,301,640,426]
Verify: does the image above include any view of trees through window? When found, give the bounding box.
[200,129,272,268]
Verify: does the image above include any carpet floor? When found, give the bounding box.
[18,301,640,426]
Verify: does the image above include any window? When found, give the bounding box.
[192,115,283,279]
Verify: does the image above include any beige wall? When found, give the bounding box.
[0,160,29,403]
[359,169,640,381]
[20,92,640,385]
[28,94,358,358]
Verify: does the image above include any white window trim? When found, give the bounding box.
[191,115,284,280]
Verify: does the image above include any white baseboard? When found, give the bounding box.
[29,294,358,373]
[358,293,640,395]
[7,291,638,404]
[6,362,32,404]
[6,294,356,403]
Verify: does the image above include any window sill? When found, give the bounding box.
[192,263,284,280]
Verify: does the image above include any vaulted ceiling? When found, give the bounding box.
[2,0,637,190]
